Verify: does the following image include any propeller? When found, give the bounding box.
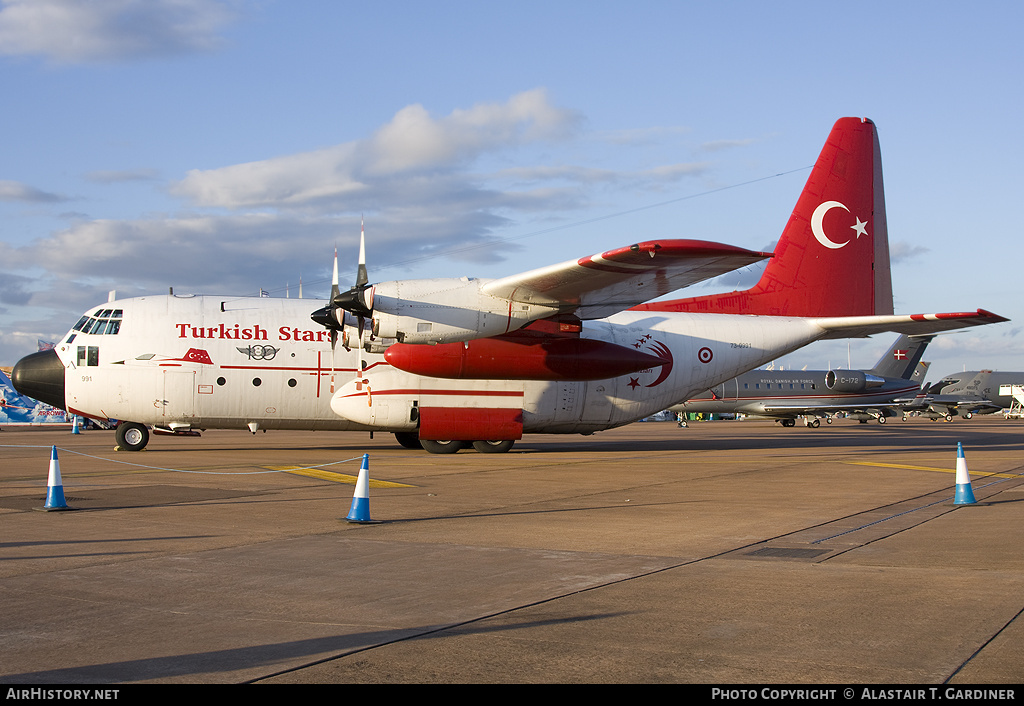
[310,248,344,340]
[311,219,374,355]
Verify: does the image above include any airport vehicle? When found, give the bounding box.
[902,370,1024,420]
[11,118,1007,453]
[670,334,932,427]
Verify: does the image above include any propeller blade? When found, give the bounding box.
[356,217,368,288]
[311,223,374,354]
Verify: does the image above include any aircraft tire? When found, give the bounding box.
[809,419,820,428]
[421,439,464,454]
[394,432,422,449]
[116,422,149,451]
[472,440,515,453]
[878,416,886,424]
[945,414,954,422]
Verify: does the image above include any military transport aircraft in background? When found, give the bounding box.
[670,334,932,427]
[11,118,1008,453]
[901,370,1024,420]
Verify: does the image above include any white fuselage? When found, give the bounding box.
[56,294,829,435]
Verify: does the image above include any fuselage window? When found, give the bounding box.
[77,346,99,366]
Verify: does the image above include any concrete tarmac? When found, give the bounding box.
[1,417,1022,684]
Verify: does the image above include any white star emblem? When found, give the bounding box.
[850,217,868,239]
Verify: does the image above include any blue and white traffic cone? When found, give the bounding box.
[43,446,71,511]
[346,454,375,523]
[953,442,977,505]
[71,416,80,434]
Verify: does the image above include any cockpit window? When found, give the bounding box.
[76,309,123,336]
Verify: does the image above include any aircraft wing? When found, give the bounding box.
[812,310,1009,339]
[481,240,771,319]
[761,401,910,415]
[918,394,1002,414]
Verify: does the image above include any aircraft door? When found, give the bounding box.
[716,379,738,401]
[161,369,196,420]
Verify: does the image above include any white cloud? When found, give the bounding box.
[0,180,68,203]
[0,0,239,63]
[889,241,929,264]
[3,210,526,299]
[361,89,581,175]
[172,89,584,212]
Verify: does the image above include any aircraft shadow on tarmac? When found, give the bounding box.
[3,612,628,684]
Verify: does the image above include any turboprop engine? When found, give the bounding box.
[310,226,557,350]
[824,370,885,392]
[367,278,556,345]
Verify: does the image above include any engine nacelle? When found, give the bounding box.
[824,370,885,392]
[369,278,555,345]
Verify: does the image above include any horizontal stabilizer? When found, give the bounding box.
[813,309,1008,339]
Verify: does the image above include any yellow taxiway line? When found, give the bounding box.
[847,461,1021,479]
[266,465,415,487]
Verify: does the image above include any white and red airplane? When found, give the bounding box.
[11,118,1007,453]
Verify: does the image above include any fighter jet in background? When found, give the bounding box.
[901,370,1024,420]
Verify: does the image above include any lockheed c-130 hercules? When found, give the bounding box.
[11,118,1007,453]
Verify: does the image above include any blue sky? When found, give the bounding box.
[0,0,1021,379]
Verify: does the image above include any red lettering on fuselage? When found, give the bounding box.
[175,323,328,343]
[278,326,330,342]
[176,323,268,341]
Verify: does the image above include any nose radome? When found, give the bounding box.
[11,349,66,411]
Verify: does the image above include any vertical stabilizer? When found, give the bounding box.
[635,117,894,317]
[868,334,933,379]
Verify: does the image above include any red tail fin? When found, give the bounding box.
[635,117,893,317]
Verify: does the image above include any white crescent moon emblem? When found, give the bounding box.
[811,201,850,249]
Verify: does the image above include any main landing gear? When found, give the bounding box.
[115,422,150,451]
[394,433,516,454]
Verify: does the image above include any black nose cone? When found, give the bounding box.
[11,349,66,411]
